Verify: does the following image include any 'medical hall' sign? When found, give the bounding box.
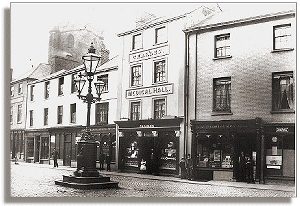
[126,84,173,99]
[129,45,169,63]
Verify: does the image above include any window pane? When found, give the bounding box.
[154,99,166,119]
[130,102,140,120]
[215,34,230,57]
[213,78,231,112]
[274,25,292,50]
[273,72,294,111]
[131,65,142,86]
[96,103,109,124]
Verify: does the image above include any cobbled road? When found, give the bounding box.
[10,163,294,198]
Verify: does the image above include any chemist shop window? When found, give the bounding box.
[272,72,294,112]
[195,134,234,169]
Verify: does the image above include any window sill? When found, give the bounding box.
[17,122,22,124]
[152,81,168,85]
[211,112,233,116]
[131,47,143,53]
[270,110,295,114]
[129,85,143,89]
[271,48,294,53]
[58,94,64,97]
[213,56,232,61]
[102,90,109,94]
[153,41,168,47]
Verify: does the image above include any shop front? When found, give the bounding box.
[191,118,263,182]
[264,123,295,182]
[25,129,50,164]
[10,130,25,161]
[90,124,117,170]
[116,118,182,176]
[49,126,82,167]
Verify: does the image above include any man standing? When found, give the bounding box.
[52,148,59,168]
[186,154,193,180]
[106,154,111,171]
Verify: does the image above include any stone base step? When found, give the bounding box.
[62,175,111,184]
[55,180,119,189]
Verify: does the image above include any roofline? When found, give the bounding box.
[11,77,37,84]
[117,13,187,37]
[183,10,295,33]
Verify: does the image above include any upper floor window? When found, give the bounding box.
[17,104,22,123]
[155,26,167,44]
[45,81,50,99]
[11,86,14,96]
[154,98,166,119]
[30,85,35,101]
[18,83,23,94]
[58,77,64,96]
[274,24,292,50]
[57,106,63,124]
[215,34,231,58]
[71,74,76,93]
[213,77,231,112]
[97,74,108,92]
[70,103,76,123]
[272,72,294,111]
[131,65,142,87]
[44,108,48,126]
[95,102,109,125]
[29,110,33,127]
[130,101,141,121]
[132,33,142,50]
[154,60,166,83]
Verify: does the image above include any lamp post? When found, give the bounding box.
[73,43,105,177]
[55,43,118,189]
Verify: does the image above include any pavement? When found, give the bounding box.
[12,161,295,193]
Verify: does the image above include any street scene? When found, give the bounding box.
[11,162,294,197]
[10,2,296,198]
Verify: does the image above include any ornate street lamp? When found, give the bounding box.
[55,43,118,189]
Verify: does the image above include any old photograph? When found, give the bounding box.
[9,2,295,198]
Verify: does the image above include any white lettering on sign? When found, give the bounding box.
[129,46,169,62]
[126,84,173,99]
[140,125,154,128]
[276,127,289,133]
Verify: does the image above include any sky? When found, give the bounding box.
[11,2,295,78]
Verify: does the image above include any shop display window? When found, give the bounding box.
[160,140,177,170]
[196,134,233,169]
[266,135,283,172]
[124,141,139,167]
[26,138,34,157]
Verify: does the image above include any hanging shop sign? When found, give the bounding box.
[126,83,173,99]
[129,45,169,63]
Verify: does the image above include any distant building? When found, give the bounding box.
[48,26,110,74]
[185,8,295,183]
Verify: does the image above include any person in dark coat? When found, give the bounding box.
[238,152,246,182]
[186,154,193,180]
[245,155,255,183]
[99,153,105,170]
[179,157,187,179]
[106,154,111,171]
[52,148,59,168]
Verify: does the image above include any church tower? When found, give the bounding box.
[48,26,109,74]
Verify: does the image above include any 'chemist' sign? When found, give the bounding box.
[126,84,173,99]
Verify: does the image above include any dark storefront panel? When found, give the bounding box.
[191,119,261,182]
[264,124,295,179]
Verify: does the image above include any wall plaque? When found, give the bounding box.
[126,84,173,99]
[129,45,169,63]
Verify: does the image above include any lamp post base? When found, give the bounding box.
[55,139,118,189]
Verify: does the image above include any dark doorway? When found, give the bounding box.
[34,136,40,163]
[64,134,72,166]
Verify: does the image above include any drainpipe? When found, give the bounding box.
[184,32,190,158]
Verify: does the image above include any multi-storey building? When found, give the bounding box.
[115,6,219,175]
[25,56,119,169]
[184,8,295,183]
[10,63,51,161]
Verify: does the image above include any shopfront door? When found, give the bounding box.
[34,136,40,163]
[63,134,72,166]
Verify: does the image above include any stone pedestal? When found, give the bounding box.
[55,140,118,189]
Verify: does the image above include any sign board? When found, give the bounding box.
[126,84,173,99]
[50,135,55,143]
[276,127,289,133]
[266,155,282,169]
[129,45,169,63]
